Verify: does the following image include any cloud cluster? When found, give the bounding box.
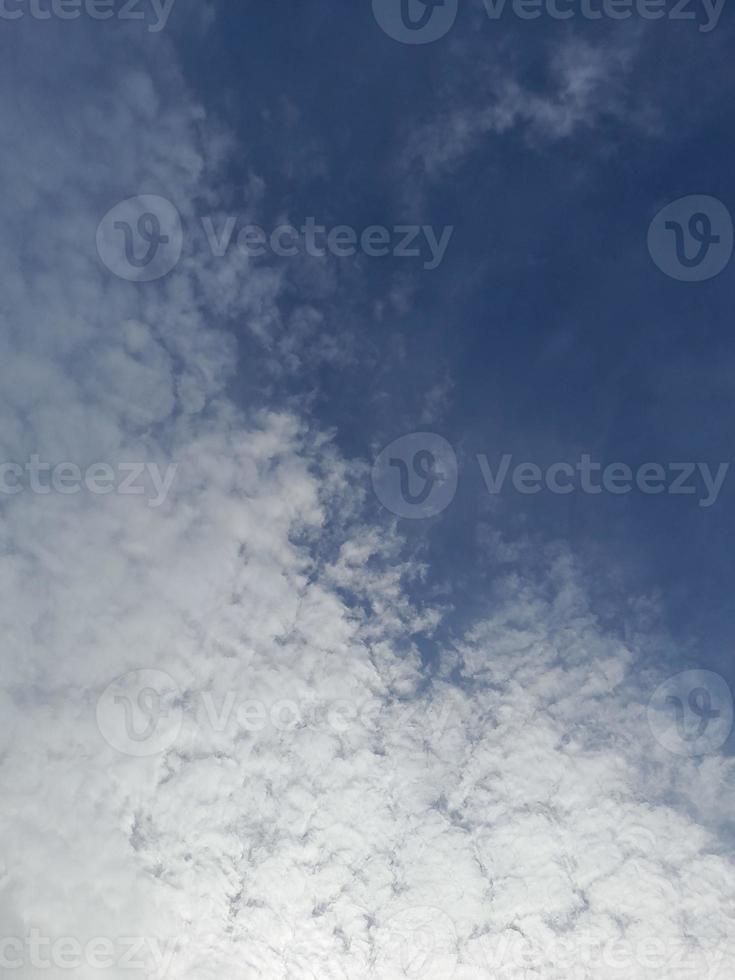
[0,12,733,980]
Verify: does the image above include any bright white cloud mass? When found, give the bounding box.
[0,11,733,980]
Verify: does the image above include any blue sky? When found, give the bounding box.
[176,3,735,686]
[1,3,735,978]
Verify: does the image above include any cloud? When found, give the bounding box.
[398,33,652,184]
[0,13,733,980]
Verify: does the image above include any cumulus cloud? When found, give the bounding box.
[0,12,733,980]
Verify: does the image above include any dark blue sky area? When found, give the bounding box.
[178,1,735,693]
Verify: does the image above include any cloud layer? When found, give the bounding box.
[0,11,733,980]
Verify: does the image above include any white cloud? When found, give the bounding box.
[398,34,653,183]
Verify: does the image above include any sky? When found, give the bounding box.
[1,1,735,978]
